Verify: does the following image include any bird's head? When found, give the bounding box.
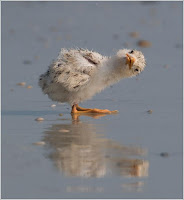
[117,49,146,77]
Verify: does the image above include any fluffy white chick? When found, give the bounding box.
[39,48,146,114]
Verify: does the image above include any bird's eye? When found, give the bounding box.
[130,50,134,54]
[134,68,139,72]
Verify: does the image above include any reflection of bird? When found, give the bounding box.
[39,48,146,114]
[43,119,107,178]
[43,115,149,178]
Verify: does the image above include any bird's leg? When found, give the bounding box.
[71,104,118,114]
[71,104,78,113]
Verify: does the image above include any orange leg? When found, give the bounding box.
[71,104,118,114]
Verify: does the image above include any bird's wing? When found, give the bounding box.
[48,48,105,92]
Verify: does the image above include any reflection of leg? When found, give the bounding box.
[71,113,80,122]
[71,104,118,114]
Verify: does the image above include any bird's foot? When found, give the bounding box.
[71,104,118,114]
[75,105,91,111]
[84,108,118,114]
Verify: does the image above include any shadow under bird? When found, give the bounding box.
[39,48,146,114]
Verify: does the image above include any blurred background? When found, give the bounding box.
[1,1,183,199]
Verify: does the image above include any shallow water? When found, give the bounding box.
[1,1,183,199]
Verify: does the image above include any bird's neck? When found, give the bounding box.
[98,56,132,86]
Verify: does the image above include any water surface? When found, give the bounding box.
[2,1,183,198]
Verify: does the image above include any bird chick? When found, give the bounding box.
[39,48,146,114]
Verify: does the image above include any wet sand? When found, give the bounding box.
[1,1,183,198]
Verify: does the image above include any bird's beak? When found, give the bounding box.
[126,54,136,69]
